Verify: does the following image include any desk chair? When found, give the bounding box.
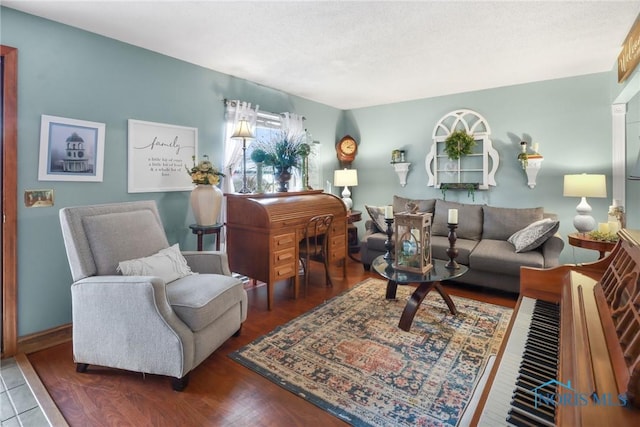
[299,214,334,292]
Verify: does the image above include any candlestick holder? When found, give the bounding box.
[445,223,459,269]
[383,218,394,261]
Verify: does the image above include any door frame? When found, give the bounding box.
[2,45,18,358]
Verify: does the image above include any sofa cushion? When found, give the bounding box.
[430,235,479,265]
[508,218,560,253]
[82,210,169,275]
[117,243,193,283]
[365,205,388,233]
[364,231,388,252]
[432,200,484,241]
[392,196,436,214]
[469,239,544,276]
[166,273,244,332]
[482,206,544,241]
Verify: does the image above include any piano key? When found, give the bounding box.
[509,405,555,427]
[477,297,536,426]
[477,297,560,426]
[507,411,544,427]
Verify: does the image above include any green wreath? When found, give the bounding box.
[444,130,476,160]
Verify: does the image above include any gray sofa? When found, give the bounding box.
[360,196,564,294]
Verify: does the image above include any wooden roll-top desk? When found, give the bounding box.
[226,190,347,310]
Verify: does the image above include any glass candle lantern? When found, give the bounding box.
[394,211,433,273]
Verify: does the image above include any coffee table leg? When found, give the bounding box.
[435,283,458,315]
[385,280,398,299]
[398,282,436,331]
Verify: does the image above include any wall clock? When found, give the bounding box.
[336,135,358,165]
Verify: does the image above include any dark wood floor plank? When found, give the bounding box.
[28,259,516,426]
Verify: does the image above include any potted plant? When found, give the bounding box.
[444,130,476,160]
[251,130,306,192]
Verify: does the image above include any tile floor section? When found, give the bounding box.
[1,358,50,427]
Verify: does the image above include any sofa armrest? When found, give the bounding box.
[541,233,564,268]
[364,219,383,235]
[70,275,194,377]
[182,251,232,275]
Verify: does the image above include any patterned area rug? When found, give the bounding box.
[230,278,512,426]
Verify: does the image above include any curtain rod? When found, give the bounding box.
[223,98,305,120]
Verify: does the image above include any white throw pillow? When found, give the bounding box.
[117,243,193,283]
[508,218,560,253]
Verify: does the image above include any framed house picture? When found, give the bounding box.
[127,119,197,193]
[38,115,106,182]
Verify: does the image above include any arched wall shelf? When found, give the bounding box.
[426,109,499,190]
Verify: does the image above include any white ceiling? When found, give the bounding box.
[4,1,640,109]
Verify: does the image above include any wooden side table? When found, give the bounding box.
[568,233,616,259]
[189,223,223,251]
[347,210,362,261]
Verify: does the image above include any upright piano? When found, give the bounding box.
[471,229,640,426]
[226,190,347,310]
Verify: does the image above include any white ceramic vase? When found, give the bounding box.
[190,184,223,226]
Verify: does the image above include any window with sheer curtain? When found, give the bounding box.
[219,101,317,244]
[222,100,309,194]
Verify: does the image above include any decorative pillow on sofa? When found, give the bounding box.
[483,205,544,241]
[392,195,436,215]
[365,205,388,233]
[508,218,560,253]
[117,243,193,283]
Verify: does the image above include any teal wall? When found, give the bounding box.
[3,7,638,337]
[1,8,341,336]
[346,74,615,264]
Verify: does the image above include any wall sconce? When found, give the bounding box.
[334,168,358,210]
[518,141,543,189]
[391,149,410,187]
[563,173,607,233]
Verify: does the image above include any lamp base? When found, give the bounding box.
[573,196,595,233]
[341,186,353,210]
[573,214,596,234]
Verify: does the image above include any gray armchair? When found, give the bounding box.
[59,200,247,391]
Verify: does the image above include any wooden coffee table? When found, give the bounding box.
[372,256,468,332]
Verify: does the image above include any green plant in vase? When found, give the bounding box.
[252,130,306,192]
[250,148,267,193]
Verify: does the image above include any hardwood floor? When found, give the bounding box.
[27,258,517,427]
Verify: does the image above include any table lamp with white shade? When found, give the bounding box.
[334,169,358,210]
[563,173,607,233]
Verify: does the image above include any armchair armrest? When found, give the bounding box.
[70,275,194,377]
[182,251,232,275]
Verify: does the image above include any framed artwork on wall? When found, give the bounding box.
[127,119,197,193]
[38,115,106,182]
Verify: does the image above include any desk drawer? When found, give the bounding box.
[274,262,296,279]
[273,247,296,265]
[273,232,296,249]
[329,234,346,261]
[273,247,296,279]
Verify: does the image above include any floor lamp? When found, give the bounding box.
[231,119,255,193]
